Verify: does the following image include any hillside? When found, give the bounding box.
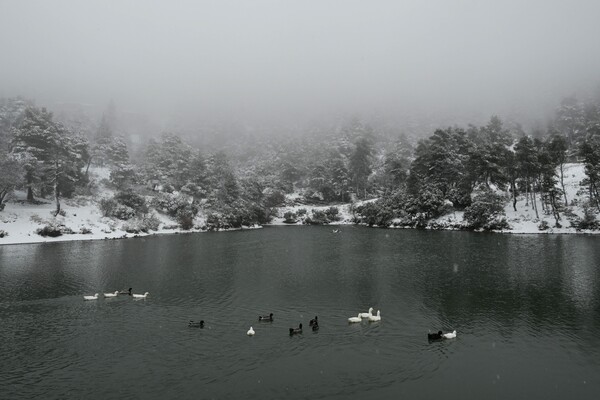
[1,163,598,246]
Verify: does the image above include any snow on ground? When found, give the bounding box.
[1,163,598,246]
[498,163,591,234]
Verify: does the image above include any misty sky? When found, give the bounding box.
[1,0,600,129]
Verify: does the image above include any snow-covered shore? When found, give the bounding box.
[1,163,598,246]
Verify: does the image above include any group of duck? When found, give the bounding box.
[348,307,381,323]
[243,313,320,337]
[120,301,455,342]
[83,288,149,300]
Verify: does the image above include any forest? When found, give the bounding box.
[1,93,600,235]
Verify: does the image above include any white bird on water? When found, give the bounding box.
[83,293,99,301]
[368,310,381,322]
[359,307,373,319]
[247,326,255,336]
[348,314,362,323]
[443,330,457,339]
[132,292,149,299]
[103,291,119,298]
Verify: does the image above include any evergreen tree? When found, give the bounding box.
[349,137,373,199]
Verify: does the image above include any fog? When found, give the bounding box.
[1,0,600,134]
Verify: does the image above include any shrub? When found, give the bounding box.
[283,211,297,223]
[463,191,507,230]
[297,208,307,216]
[176,204,197,230]
[99,198,118,217]
[355,201,394,227]
[114,190,148,214]
[305,209,329,225]
[576,204,599,230]
[325,207,340,222]
[0,229,8,238]
[80,227,92,234]
[538,220,550,231]
[142,213,161,231]
[113,204,136,220]
[151,193,196,218]
[36,223,64,237]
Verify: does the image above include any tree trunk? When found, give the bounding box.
[54,160,61,216]
[85,156,93,177]
[511,178,517,211]
[532,188,539,219]
[559,163,567,205]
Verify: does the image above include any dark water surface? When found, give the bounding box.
[1,226,600,399]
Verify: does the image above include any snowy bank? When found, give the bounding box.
[1,163,599,246]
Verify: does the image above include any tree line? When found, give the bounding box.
[1,94,600,231]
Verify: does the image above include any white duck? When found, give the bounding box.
[443,330,457,339]
[368,310,381,322]
[104,291,119,298]
[132,292,149,299]
[348,313,362,323]
[359,307,373,319]
[83,293,99,301]
[247,326,255,336]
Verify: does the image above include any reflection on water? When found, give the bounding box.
[1,227,599,399]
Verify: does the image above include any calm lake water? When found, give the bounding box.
[1,226,600,399]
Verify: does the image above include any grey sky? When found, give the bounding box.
[1,0,599,130]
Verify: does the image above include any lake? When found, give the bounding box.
[1,226,600,399]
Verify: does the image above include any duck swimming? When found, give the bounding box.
[247,326,255,336]
[359,307,373,319]
[289,324,303,335]
[443,330,457,339]
[83,293,99,301]
[259,313,274,321]
[428,330,444,341]
[119,288,132,296]
[309,316,318,326]
[368,310,381,322]
[188,320,204,328]
[103,291,119,298]
[428,330,456,341]
[348,313,362,323]
[132,292,149,299]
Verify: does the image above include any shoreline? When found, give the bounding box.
[2,218,599,247]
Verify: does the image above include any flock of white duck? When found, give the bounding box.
[348,307,381,323]
[83,290,149,300]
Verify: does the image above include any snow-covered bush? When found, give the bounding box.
[143,213,161,231]
[325,206,340,222]
[36,222,73,237]
[305,209,329,225]
[99,198,118,217]
[354,201,394,227]
[575,203,599,230]
[0,229,8,238]
[114,190,148,214]
[176,205,196,230]
[283,211,297,223]
[113,204,136,220]
[463,191,507,230]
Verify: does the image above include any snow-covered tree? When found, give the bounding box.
[11,106,89,214]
